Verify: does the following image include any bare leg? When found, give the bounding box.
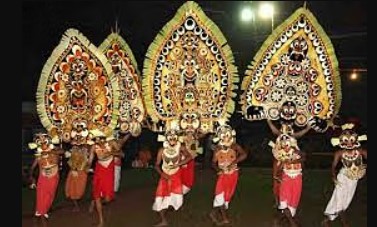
[219,205,230,225]
[154,209,168,227]
[95,198,104,227]
[339,211,349,227]
[209,208,220,225]
[72,199,80,212]
[283,208,298,227]
[321,216,331,227]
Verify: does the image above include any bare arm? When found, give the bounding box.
[29,158,38,178]
[154,148,169,179]
[177,146,192,167]
[267,119,281,136]
[88,145,95,168]
[293,125,311,139]
[118,133,131,148]
[211,147,220,172]
[360,149,367,159]
[232,143,247,165]
[331,150,342,181]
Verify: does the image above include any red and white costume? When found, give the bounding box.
[270,132,303,217]
[278,162,302,217]
[152,142,184,211]
[212,125,239,209]
[213,148,239,209]
[92,143,115,200]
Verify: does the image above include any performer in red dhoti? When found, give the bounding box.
[267,117,310,211]
[209,125,247,226]
[269,129,306,227]
[239,5,342,225]
[28,133,63,219]
[180,110,205,194]
[152,129,192,227]
[322,123,367,227]
[88,129,131,227]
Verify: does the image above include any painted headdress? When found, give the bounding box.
[212,124,236,147]
[36,28,120,144]
[240,6,341,132]
[99,32,146,137]
[28,133,57,156]
[331,123,367,149]
[143,1,239,134]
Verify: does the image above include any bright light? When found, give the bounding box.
[241,7,254,22]
[350,72,359,80]
[259,3,274,19]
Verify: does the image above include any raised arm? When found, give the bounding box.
[267,119,281,136]
[360,148,367,160]
[118,133,132,148]
[293,124,311,139]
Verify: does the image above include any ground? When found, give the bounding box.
[22,167,367,227]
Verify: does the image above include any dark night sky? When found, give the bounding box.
[22,1,367,127]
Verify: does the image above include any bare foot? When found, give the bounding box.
[153,221,168,227]
[220,219,231,226]
[321,218,330,227]
[96,221,104,227]
[72,206,80,212]
[209,211,220,225]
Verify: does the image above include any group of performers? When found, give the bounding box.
[26,1,366,227]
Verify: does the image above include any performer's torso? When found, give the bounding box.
[38,152,59,177]
[282,152,302,178]
[161,144,181,175]
[341,149,366,180]
[216,146,237,174]
[94,143,113,167]
[68,146,89,171]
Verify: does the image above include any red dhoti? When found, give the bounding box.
[181,159,195,194]
[213,170,239,209]
[152,170,183,211]
[92,160,115,200]
[35,173,59,216]
[278,172,302,217]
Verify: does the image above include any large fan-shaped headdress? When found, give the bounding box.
[99,32,145,136]
[240,7,341,128]
[143,1,239,133]
[36,28,120,143]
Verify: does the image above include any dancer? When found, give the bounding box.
[28,133,63,219]
[180,110,205,194]
[209,125,247,226]
[65,120,91,211]
[267,117,310,211]
[88,129,131,227]
[322,123,367,227]
[152,129,192,227]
